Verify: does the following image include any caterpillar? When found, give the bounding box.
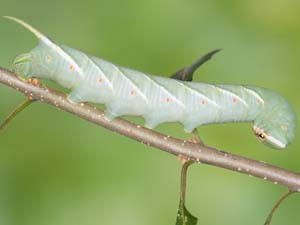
[5,16,296,149]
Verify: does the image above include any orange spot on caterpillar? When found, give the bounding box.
[98,78,103,84]
[69,65,74,71]
[165,97,171,103]
[201,99,206,105]
[232,97,237,103]
[130,90,135,96]
[46,55,51,62]
[256,99,262,104]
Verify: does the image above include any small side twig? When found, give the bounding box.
[0,98,33,131]
[264,190,294,225]
[180,161,194,204]
[178,129,202,223]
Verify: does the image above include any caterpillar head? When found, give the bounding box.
[253,103,296,149]
[11,53,32,77]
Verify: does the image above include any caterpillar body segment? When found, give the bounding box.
[6,16,296,149]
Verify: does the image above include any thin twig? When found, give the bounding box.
[178,129,203,198]
[0,67,300,191]
[178,129,202,222]
[264,190,294,225]
[0,98,33,131]
[180,161,194,203]
[178,160,194,225]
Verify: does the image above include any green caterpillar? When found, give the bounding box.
[5,16,296,149]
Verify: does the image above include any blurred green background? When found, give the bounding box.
[0,0,299,225]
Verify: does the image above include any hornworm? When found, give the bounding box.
[5,16,296,149]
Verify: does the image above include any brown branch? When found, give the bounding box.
[0,67,300,192]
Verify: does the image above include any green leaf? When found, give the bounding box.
[176,200,198,225]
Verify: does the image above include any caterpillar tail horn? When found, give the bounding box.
[3,16,44,39]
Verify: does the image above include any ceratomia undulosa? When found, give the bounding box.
[5,16,296,149]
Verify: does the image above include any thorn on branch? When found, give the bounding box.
[171,48,222,81]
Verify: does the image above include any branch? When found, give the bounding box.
[1,67,300,192]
